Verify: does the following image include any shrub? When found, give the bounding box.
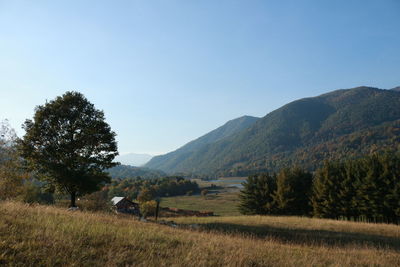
[20,182,54,204]
[201,189,209,197]
[140,200,157,217]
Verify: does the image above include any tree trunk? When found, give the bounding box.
[70,191,77,207]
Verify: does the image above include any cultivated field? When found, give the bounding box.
[1,201,399,266]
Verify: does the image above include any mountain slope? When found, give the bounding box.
[145,115,259,172]
[149,86,400,176]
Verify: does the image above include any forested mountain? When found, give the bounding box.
[145,115,259,171]
[107,165,166,179]
[146,86,400,176]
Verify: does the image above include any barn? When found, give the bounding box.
[111,197,140,215]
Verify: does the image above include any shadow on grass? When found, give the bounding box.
[199,222,400,250]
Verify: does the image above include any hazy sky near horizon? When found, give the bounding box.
[1,1,399,155]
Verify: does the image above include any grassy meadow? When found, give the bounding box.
[161,192,241,216]
[1,201,400,266]
[160,177,244,216]
[191,177,246,188]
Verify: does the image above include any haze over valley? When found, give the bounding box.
[116,153,153,166]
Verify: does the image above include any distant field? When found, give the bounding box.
[191,177,246,188]
[161,192,241,216]
[161,177,244,216]
[1,201,400,266]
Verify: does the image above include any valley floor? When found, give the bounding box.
[1,201,400,266]
[161,192,241,216]
[159,177,245,216]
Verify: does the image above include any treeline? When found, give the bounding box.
[239,152,400,223]
[107,176,199,201]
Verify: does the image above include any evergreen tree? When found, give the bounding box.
[311,161,343,218]
[273,167,312,215]
[239,173,276,215]
[355,155,387,222]
[378,152,400,223]
[336,160,359,219]
[312,152,400,223]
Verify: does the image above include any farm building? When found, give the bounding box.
[111,197,140,215]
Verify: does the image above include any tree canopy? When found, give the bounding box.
[0,120,26,200]
[19,91,118,207]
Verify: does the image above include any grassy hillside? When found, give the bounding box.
[174,215,400,249]
[147,86,400,176]
[1,201,400,266]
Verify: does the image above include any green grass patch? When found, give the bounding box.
[161,192,241,216]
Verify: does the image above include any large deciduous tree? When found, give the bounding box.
[19,91,118,207]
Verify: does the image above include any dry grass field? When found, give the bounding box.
[1,201,400,266]
[174,216,400,249]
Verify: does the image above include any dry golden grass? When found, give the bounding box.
[174,215,400,238]
[1,201,399,266]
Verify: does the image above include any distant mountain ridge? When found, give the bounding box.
[145,115,259,171]
[146,86,400,176]
[116,153,153,166]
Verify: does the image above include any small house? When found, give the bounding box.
[111,196,140,215]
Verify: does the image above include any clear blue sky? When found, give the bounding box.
[1,0,399,155]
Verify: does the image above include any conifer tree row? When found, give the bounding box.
[312,153,400,223]
[239,152,400,224]
[239,167,312,215]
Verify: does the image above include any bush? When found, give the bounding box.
[20,182,54,204]
[79,189,111,212]
[201,189,208,197]
[140,200,157,217]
